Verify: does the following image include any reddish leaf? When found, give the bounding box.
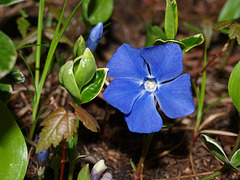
[229,23,240,45]
[36,107,77,153]
[70,103,100,132]
[213,20,233,31]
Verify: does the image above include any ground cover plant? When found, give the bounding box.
[1,0,240,179]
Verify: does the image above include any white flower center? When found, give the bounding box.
[144,80,157,92]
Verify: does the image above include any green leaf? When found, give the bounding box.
[201,134,229,164]
[183,21,202,34]
[145,21,167,47]
[130,159,137,172]
[82,0,113,25]
[17,28,38,48]
[77,164,90,180]
[164,0,176,39]
[74,48,97,91]
[50,154,62,170]
[17,17,30,38]
[0,31,17,79]
[59,60,82,105]
[228,23,240,45]
[81,68,108,104]
[230,149,240,170]
[36,107,77,153]
[171,0,178,36]
[154,39,186,50]
[0,67,25,84]
[44,27,73,46]
[179,33,204,53]
[73,35,86,58]
[0,0,23,6]
[0,100,28,179]
[218,0,240,21]
[70,103,100,132]
[228,61,240,112]
[0,83,12,103]
[213,21,233,31]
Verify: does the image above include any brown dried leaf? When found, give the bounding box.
[70,103,100,133]
[36,107,77,153]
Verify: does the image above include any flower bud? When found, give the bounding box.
[90,159,107,180]
[37,139,50,167]
[87,22,103,51]
[73,35,86,58]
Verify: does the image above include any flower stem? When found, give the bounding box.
[60,139,66,180]
[134,133,154,179]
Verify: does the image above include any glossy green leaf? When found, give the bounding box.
[82,0,113,25]
[201,134,229,164]
[145,21,167,47]
[44,27,73,46]
[0,100,28,179]
[171,0,178,36]
[230,149,240,170]
[17,17,30,38]
[154,39,186,50]
[70,103,100,132]
[179,33,204,53]
[36,107,77,153]
[0,31,17,79]
[73,35,86,58]
[0,83,12,103]
[74,48,97,91]
[81,68,108,104]
[218,0,240,21]
[228,61,240,112]
[164,0,176,39]
[59,60,82,105]
[77,164,90,180]
[0,67,25,84]
[0,0,23,6]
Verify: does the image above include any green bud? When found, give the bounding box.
[73,35,86,58]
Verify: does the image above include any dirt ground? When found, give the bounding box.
[1,0,240,179]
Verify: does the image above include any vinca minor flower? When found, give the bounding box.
[103,43,195,133]
[87,22,103,51]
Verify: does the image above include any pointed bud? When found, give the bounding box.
[73,35,86,58]
[37,138,50,167]
[87,22,103,51]
[90,159,107,180]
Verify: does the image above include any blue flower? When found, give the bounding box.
[87,22,103,51]
[103,43,195,133]
[37,138,50,167]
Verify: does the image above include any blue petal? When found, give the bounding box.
[103,79,143,114]
[107,44,149,80]
[125,93,163,133]
[140,43,183,82]
[155,74,195,118]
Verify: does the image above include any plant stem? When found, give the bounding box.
[35,0,45,89]
[68,118,79,180]
[134,133,154,179]
[60,139,66,180]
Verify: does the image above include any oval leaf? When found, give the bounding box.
[74,48,97,91]
[77,164,90,180]
[0,0,23,6]
[230,149,240,171]
[36,107,77,153]
[70,103,100,132]
[0,67,25,84]
[179,33,204,53]
[82,0,113,25]
[0,31,17,79]
[59,60,82,105]
[218,0,240,22]
[228,61,240,111]
[81,68,108,104]
[0,83,12,103]
[0,100,28,180]
[201,134,229,164]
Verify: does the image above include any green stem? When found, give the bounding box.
[200,166,228,180]
[68,118,79,180]
[35,0,45,89]
[194,45,207,136]
[135,133,154,178]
